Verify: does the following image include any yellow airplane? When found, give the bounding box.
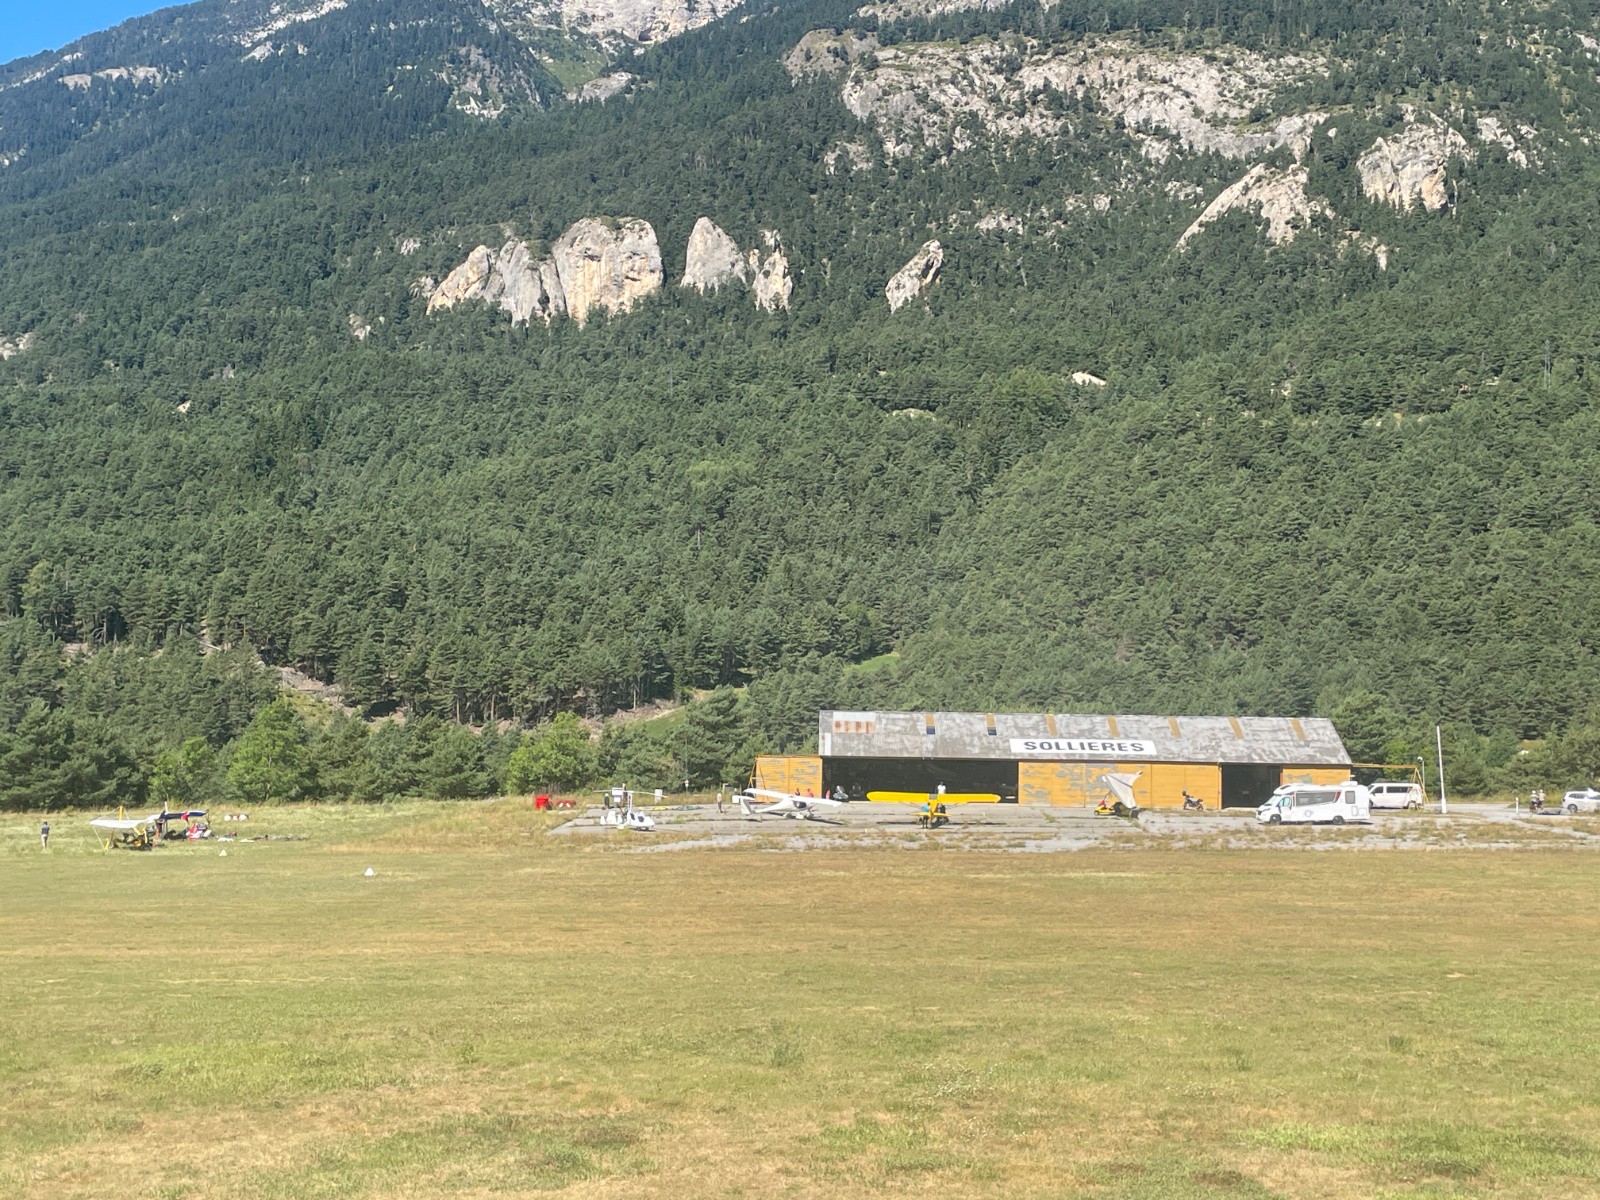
[865,790,1001,828]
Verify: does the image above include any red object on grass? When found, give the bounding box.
[534,794,552,810]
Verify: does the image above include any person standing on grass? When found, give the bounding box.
[40,819,49,850]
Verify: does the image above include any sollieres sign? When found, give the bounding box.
[1009,738,1156,758]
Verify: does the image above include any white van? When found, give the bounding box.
[1257,781,1371,825]
[1369,781,1423,810]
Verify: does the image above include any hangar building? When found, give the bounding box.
[756,710,1353,809]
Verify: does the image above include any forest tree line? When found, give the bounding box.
[3,0,1600,805]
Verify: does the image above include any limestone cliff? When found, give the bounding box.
[784,30,879,78]
[886,240,943,312]
[1358,121,1473,212]
[803,33,1328,161]
[427,218,661,328]
[1177,164,1328,251]
[569,72,635,103]
[552,218,663,327]
[486,0,748,50]
[748,232,793,313]
[427,240,566,325]
[681,218,747,292]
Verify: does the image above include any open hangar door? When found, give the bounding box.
[824,758,1019,803]
[1221,763,1281,809]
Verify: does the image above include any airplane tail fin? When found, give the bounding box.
[738,795,755,818]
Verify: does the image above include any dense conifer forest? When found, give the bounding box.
[2,0,1599,805]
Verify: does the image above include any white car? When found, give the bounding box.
[1561,789,1600,814]
[1369,781,1423,810]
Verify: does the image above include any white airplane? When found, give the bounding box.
[737,788,846,821]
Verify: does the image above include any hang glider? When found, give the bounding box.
[89,813,157,849]
[1094,771,1142,817]
[90,805,212,848]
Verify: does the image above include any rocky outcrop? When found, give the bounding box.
[438,44,544,119]
[886,240,942,312]
[1475,115,1535,169]
[486,0,748,50]
[62,66,163,89]
[1358,121,1472,212]
[857,0,1011,20]
[236,0,347,45]
[0,331,35,360]
[681,218,747,292]
[1341,233,1391,271]
[823,141,872,174]
[1071,371,1107,387]
[811,33,1327,161]
[749,232,793,313]
[785,30,879,78]
[1177,164,1328,250]
[553,218,663,327]
[569,71,634,103]
[428,240,566,325]
[680,222,797,312]
[427,217,662,328]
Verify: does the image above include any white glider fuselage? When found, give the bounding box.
[737,789,845,820]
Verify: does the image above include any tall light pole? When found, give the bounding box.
[1435,726,1449,815]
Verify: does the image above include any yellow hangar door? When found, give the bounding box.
[755,755,823,796]
[1281,767,1351,786]
[1020,762,1220,808]
[1019,761,1159,807]
[1145,764,1221,808]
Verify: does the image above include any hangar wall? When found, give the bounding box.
[1281,767,1351,786]
[1018,761,1221,808]
[755,754,822,796]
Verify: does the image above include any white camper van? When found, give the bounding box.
[1257,781,1371,825]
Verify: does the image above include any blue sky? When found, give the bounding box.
[1,2,173,64]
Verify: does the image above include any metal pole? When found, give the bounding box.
[1435,725,1449,815]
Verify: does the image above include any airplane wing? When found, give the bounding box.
[866,791,1001,804]
[90,817,154,831]
[747,788,804,804]
[747,788,844,809]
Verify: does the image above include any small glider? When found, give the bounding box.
[737,788,846,820]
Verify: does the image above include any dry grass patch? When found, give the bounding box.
[3,807,1600,1197]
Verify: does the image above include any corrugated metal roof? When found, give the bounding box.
[819,711,1350,766]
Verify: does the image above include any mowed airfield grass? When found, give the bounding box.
[3,804,1600,1199]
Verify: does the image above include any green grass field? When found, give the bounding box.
[4,802,1599,1199]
